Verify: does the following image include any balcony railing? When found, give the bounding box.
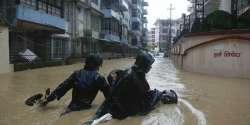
[143,1,149,6]
[142,9,148,15]
[16,4,66,30]
[100,30,121,42]
[142,17,148,23]
[102,9,121,21]
[119,0,129,11]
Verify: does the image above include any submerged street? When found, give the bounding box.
[0,57,250,125]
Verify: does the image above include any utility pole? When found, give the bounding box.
[167,4,174,56]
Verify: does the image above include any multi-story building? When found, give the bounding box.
[147,28,157,50]
[130,0,148,47]
[65,0,103,57]
[148,28,156,43]
[154,19,178,52]
[142,0,149,47]
[1,0,68,63]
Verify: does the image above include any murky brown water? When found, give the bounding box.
[0,57,250,125]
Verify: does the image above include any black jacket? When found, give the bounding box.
[108,66,153,119]
[47,69,110,111]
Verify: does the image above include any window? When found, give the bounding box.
[52,38,66,59]
[132,22,140,30]
[21,0,36,8]
[132,0,138,4]
[92,0,98,5]
[162,28,168,33]
[132,9,138,17]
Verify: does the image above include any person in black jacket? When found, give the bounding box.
[84,51,177,123]
[41,55,110,114]
[107,51,157,119]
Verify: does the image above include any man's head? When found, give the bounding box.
[84,54,103,70]
[135,51,155,73]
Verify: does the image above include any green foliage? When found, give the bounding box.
[238,9,250,28]
[203,10,236,31]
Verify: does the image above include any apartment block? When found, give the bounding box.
[131,0,148,47]
[0,0,68,64]
[154,19,178,52]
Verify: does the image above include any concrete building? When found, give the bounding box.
[171,30,250,79]
[65,0,103,57]
[148,28,156,43]
[1,0,68,64]
[131,0,148,47]
[147,28,157,50]
[154,19,178,52]
[101,0,127,43]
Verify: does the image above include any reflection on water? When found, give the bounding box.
[0,57,250,125]
[143,58,206,125]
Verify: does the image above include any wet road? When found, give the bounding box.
[0,57,250,125]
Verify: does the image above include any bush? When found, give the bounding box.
[238,9,250,28]
[203,10,236,30]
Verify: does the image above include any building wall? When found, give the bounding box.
[171,31,250,79]
[0,26,13,73]
[183,38,250,79]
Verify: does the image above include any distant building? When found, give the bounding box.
[131,0,148,47]
[154,19,178,52]
[147,28,157,50]
[65,0,103,57]
[238,0,250,15]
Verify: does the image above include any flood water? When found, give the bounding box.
[0,57,250,125]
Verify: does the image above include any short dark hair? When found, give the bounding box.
[85,55,103,70]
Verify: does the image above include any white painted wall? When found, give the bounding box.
[0,26,13,74]
[183,39,250,79]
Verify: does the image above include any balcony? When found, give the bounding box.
[142,9,148,15]
[102,9,120,21]
[79,0,91,4]
[91,0,102,13]
[92,31,100,39]
[143,1,149,6]
[100,31,120,43]
[142,17,148,23]
[16,4,65,31]
[131,17,141,22]
[119,0,129,11]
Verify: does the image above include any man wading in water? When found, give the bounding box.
[40,55,110,116]
[83,51,178,125]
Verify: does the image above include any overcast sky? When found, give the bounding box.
[146,0,191,29]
